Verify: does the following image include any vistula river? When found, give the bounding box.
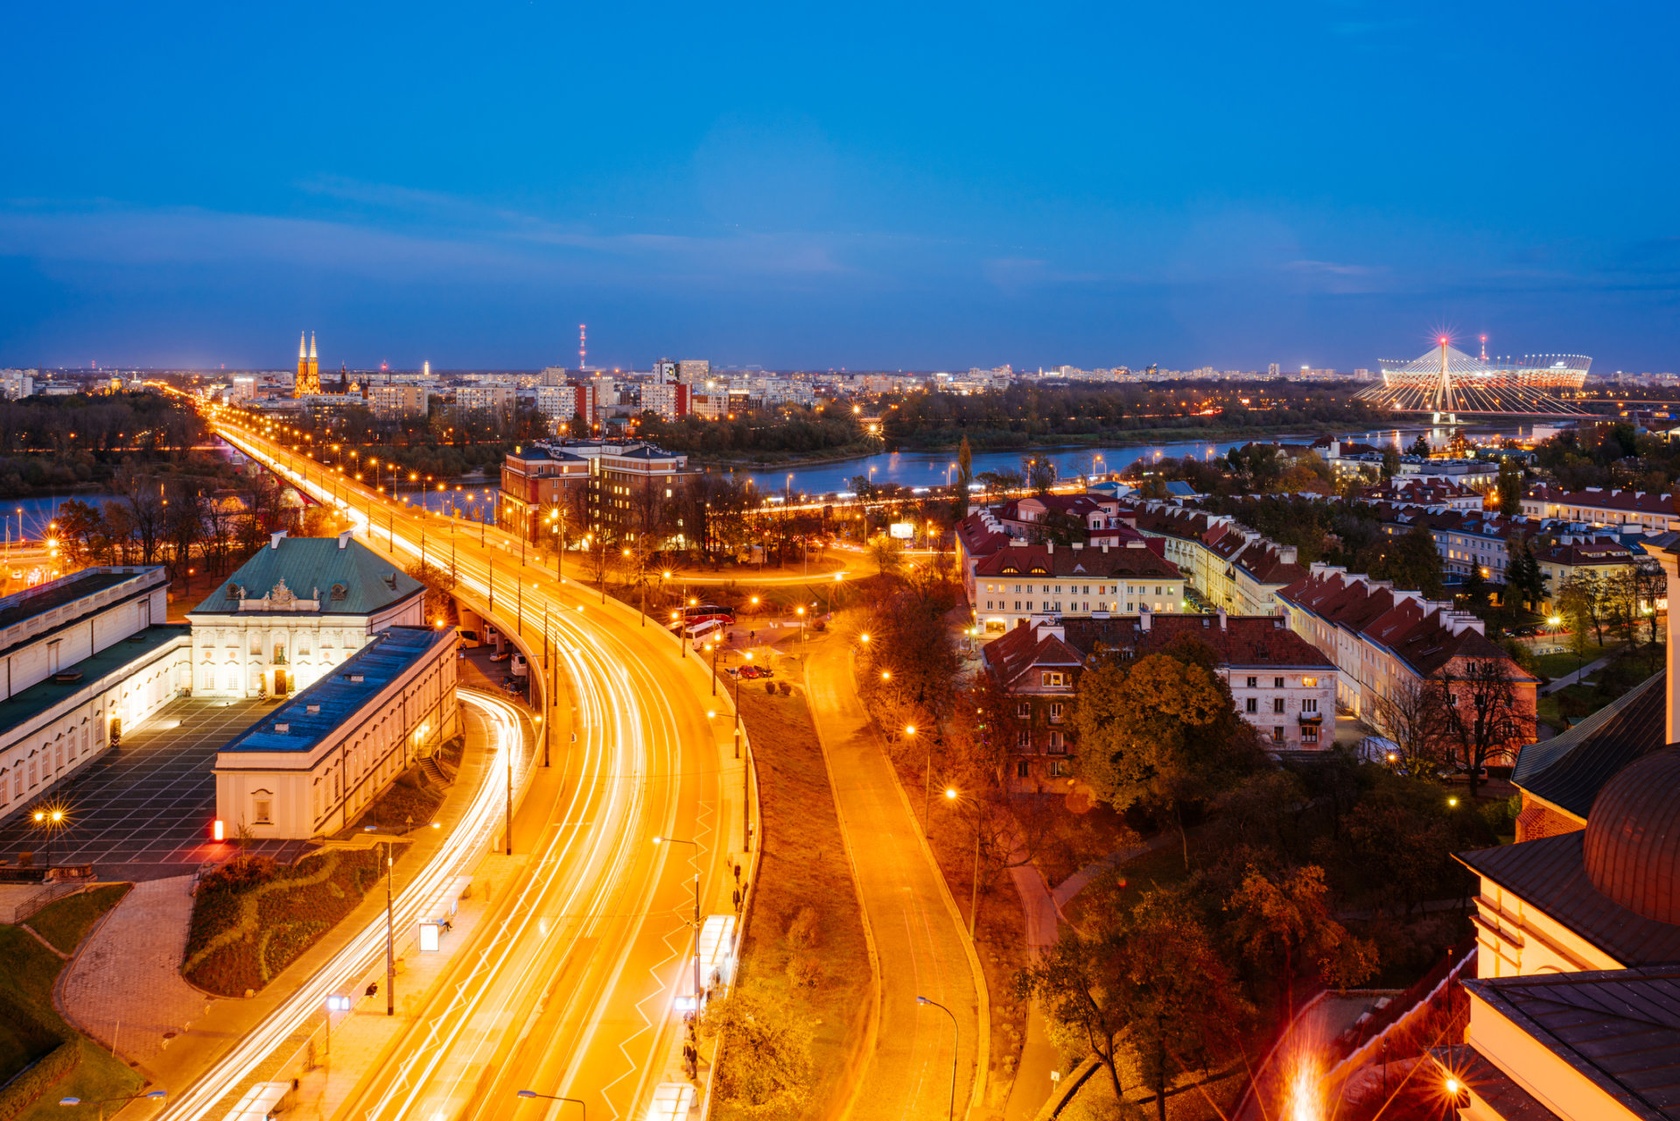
[7,421,1553,529]
[735,422,1553,498]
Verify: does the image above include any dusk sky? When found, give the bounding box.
[3,2,1676,373]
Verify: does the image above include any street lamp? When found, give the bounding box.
[31,804,68,872]
[732,650,753,759]
[59,1090,166,1121]
[944,787,982,937]
[652,836,703,1004]
[516,1091,585,1118]
[916,996,959,1121]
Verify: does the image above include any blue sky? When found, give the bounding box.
[2,2,1676,372]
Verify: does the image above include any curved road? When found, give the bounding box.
[160,407,745,1121]
[804,627,986,1121]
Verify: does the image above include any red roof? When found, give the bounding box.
[1062,614,1334,669]
[981,620,1085,690]
[973,541,1180,580]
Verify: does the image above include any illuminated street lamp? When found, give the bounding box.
[732,651,753,759]
[516,1091,584,1118]
[59,1090,166,1121]
[652,836,703,1003]
[31,804,68,872]
[944,786,982,936]
[915,996,959,1121]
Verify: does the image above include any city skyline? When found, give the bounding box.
[3,3,1679,371]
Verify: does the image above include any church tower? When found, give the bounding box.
[295,331,322,396]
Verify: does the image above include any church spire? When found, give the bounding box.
[309,332,317,360]
[299,331,307,359]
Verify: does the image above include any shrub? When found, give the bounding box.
[0,1040,79,1121]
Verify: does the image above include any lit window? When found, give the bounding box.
[1302,676,1317,688]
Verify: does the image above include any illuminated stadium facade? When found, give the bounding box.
[1354,339,1593,417]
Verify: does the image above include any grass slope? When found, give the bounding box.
[0,887,139,1120]
[728,685,871,1121]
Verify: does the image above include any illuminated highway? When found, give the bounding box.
[161,406,745,1121]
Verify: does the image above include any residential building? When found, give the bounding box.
[1278,565,1538,757]
[0,369,37,400]
[677,359,710,384]
[0,567,190,824]
[187,531,425,700]
[1130,502,1307,615]
[1532,540,1639,611]
[454,385,516,416]
[1521,485,1678,534]
[535,381,597,432]
[589,443,698,543]
[971,540,1184,633]
[368,385,428,418]
[214,625,458,839]
[498,444,591,542]
[981,612,1337,790]
[642,382,689,422]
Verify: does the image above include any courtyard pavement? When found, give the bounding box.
[0,696,301,881]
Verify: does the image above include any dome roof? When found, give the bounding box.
[1584,746,1680,924]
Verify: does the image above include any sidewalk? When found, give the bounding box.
[1539,650,1616,695]
[58,876,208,1067]
[804,628,987,1121]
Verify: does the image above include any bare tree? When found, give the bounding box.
[1436,658,1527,799]
[1371,677,1448,777]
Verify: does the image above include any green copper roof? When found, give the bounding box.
[189,536,424,618]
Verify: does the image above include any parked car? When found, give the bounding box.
[511,652,528,678]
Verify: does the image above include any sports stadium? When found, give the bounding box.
[1354,339,1592,416]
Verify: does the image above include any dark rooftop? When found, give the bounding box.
[1513,670,1668,821]
[219,626,451,757]
[1458,833,1680,967]
[0,570,135,632]
[0,625,189,738]
[1463,965,1680,1120]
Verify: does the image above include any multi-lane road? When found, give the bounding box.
[164,408,747,1121]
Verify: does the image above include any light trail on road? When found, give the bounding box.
[157,689,527,1121]
[185,412,736,1121]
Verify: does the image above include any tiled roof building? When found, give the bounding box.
[1278,564,1537,758]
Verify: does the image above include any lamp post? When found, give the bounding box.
[916,995,959,1121]
[383,839,395,1015]
[515,1091,585,1119]
[705,638,723,697]
[732,651,753,759]
[59,1089,167,1121]
[31,805,67,872]
[944,787,982,937]
[652,836,703,1004]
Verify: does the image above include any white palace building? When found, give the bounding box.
[188,530,425,699]
[1,532,461,843]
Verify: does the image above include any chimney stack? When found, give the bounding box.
[270,530,287,550]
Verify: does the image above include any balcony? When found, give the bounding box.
[1297,711,1323,724]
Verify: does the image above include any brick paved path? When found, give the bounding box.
[58,875,212,1067]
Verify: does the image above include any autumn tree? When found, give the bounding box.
[1495,457,1525,514]
[1368,523,1444,598]
[1072,651,1252,867]
[953,435,973,521]
[1224,863,1378,1014]
[1022,886,1249,1121]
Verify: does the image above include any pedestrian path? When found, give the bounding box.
[1539,650,1616,695]
[59,876,209,1068]
[804,627,987,1121]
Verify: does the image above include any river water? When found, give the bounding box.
[735,423,1550,497]
[12,421,1549,527]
